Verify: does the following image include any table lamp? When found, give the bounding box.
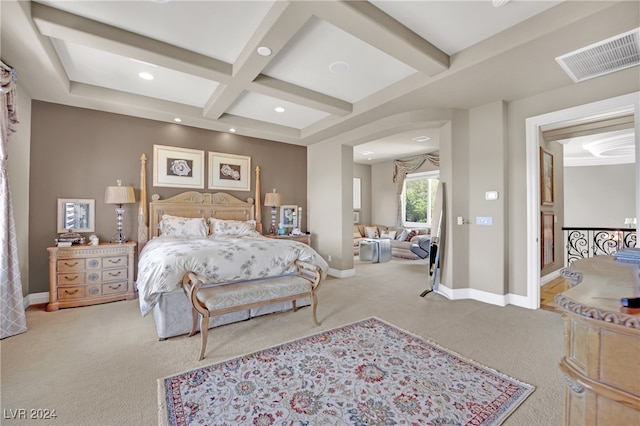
[264,189,283,235]
[104,180,136,243]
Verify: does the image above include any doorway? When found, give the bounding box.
[525,92,640,309]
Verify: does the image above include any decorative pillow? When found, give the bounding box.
[160,215,208,237]
[364,226,378,239]
[396,228,409,241]
[353,232,362,239]
[208,218,257,236]
[405,230,418,241]
[380,230,396,240]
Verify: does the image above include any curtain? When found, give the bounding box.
[392,153,439,226]
[1,61,27,339]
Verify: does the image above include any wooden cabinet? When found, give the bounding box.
[47,242,136,311]
[264,234,311,245]
[556,256,640,425]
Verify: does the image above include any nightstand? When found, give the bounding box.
[264,234,311,245]
[47,242,136,311]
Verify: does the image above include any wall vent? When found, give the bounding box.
[556,28,640,83]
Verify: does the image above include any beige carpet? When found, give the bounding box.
[1,258,565,425]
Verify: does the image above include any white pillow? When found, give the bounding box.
[380,230,396,240]
[208,218,258,236]
[396,228,409,241]
[364,226,378,238]
[160,215,208,237]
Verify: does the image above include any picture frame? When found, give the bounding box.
[153,145,204,189]
[280,205,298,229]
[208,152,251,191]
[540,147,554,206]
[541,211,555,269]
[57,198,95,233]
[353,211,360,223]
[353,177,361,210]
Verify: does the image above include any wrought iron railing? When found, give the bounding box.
[563,227,637,265]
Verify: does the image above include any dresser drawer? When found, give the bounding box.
[101,268,127,282]
[57,259,85,272]
[102,255,127,268]
[58,272,85,285]
[58,286,86,300]
[86,258,102,269]
[102,282,127,295]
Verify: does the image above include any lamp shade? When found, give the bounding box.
[264,191,283,207]
[105,182,136,205]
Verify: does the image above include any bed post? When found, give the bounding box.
[255,166,262,234]
[138,153,148,251]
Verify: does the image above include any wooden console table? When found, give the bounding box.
[555,256,640,425]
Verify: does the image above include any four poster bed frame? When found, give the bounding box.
[136,154,309,340]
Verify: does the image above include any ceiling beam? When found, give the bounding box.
[250,75,352,116]
[31,2,232,82]
[202,1,313,120]
[313,1,449,77]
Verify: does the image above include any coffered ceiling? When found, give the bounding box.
[2,1,638,164]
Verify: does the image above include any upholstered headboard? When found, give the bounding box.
[137,154,263,251]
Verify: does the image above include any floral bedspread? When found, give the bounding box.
[137,235,328,315]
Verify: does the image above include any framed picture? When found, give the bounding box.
[353,177,361,210]
[57,198,95,233]
[208,152,251,191]
[153,145,204,189]
[353,211,360,223]
[541,211,555,269]
[540,147,554,206]
[280,205,298,229]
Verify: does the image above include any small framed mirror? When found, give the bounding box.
[57,198,95,233]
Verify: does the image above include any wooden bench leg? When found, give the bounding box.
[292,300,298,312]
[198,315,209,361]
[311,292,320,326]
[189,307,198,337]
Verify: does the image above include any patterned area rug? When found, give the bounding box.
[159,317,534,425]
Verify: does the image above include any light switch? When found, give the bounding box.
[485,191,498,201]
[476,216,493,225]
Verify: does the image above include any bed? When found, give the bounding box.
[135,157,328,339]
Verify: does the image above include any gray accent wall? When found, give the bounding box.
[27,102,307,294]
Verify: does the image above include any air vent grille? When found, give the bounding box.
[556,28,639,83]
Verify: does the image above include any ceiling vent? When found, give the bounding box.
[556,28,640,83]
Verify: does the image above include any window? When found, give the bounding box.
[403,171,439,228]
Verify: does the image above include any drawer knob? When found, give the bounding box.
[64,261,79,267]
[108,271,122,277]
[108,259,122,264]
[64,275,79,281]
[109,284,122,290]
[64,289,79,295]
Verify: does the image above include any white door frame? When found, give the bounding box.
[525,92,640,309]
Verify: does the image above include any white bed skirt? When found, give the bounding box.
[151,289,311,340]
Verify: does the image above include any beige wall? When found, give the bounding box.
[564,163,636,228]
[28,102,308,294]
[7,82,31,296]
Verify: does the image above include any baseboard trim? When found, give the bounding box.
[328,268,355,278]
[436,285,536,309]
[540,269,561,285]
[23,292,49,308]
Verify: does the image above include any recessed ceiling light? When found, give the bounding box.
[229,128,237,133]
[257,46,272,56]
[138,72,154,80]
[367,157,372,161]
[361,151,373,156]
[274,107,285,113]
[413,136,430,142]
[329,61,350,73]
[173,118,182,123]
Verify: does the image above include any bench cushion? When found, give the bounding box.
[197,276,311,311]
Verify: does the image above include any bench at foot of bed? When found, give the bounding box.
[182,260,323,360]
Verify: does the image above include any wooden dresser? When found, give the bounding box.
[47,242,136,311]
[555,256,640,425]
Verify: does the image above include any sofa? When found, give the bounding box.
[353,224,430,260]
